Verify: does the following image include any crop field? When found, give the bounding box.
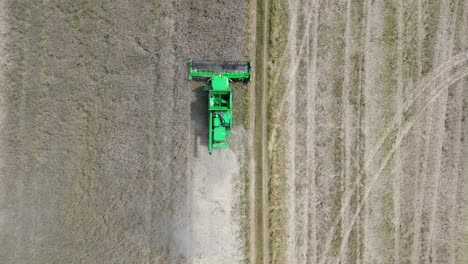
[0,0,251,263]
[265,0,468,263]
[0,0,467,264]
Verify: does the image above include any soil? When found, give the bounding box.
[0,0,250,263]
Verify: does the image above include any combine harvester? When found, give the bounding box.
[188,59,252,154]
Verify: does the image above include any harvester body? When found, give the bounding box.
[188,59,252,154]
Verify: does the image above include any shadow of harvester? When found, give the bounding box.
[190,85,209,157]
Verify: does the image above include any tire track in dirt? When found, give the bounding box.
[316,1,372,261]
[427,2,459,263]
[329,65,468,264]
[355,2,367,262]
[27,2,47,261]
[412,3,451,262]
[393,1,404,262]
[361,3,372,259]
[6,1,50,260]
[266,0,316,149]
[460,74,468,264]
[284,0,298,260]
[319,5,468,264]
[441,78,465,264]
[292,2,348,262]
[456,5,468,264]
[339,1,358,263]
[267,0,318,263]
[410,1,427,260]
[362,54,468,179]
[267,0,319,262]
[267,0,468,263]
[286,1,315,263]
[319,65,468,264]
[411,71,466,264]
[265,1,326,263]
[279,1,320,263]
[305,1,319,263]
[11,3,31,259]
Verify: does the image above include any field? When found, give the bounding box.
[265,0,468,263]
[0,0,250,263]
[0,0,467,264]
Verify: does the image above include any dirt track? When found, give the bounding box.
[266,0,468,263]
[0,1,250,263]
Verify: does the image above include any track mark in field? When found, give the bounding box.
[29,1,47,260]
[317,2,468,253]
[361,1,372,260]
[427,2,459,263]
[279,0,319,263]
[354,2,368,262]
[305,1,320,263]
[259,0,269,263]
[417,0,424,80]
[267,0,316,150]
[319,63,468,264]
[269,0,317,262]
[284,0,298,261]
[455,5,468,264]
[282,1,316,263]
[337,64,468,264]
[12,2,31,259]
[364,52,468,174]
[394,52,468,264]
[393,1,404,263]
[319,1,372,262]
[268,16,315,146]
[272,1,467,263]
[444,80,465,264]
[338,1,361,263]
[284,0,300,263]
[410,1,425,261]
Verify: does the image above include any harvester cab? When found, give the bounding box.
[188,59,252,154]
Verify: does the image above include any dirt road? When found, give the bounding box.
[265,0,468,263]
[0,0,250,263]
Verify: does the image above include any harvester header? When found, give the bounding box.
[188,59,252,154]
[188,59,252,82]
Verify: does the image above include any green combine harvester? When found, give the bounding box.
[188,59,252,154]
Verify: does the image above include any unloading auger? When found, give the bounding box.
[188,59,252,154]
